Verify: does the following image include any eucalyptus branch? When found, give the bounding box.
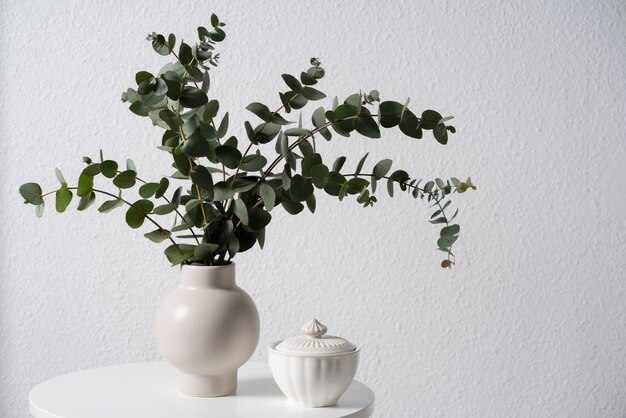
[20,16,472,268]
[127,172,200,245]
[41,187,183,254]
[341,172,457,266]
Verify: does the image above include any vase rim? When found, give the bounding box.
[181,262,235,270]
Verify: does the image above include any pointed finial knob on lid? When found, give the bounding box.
[301,319,327,338]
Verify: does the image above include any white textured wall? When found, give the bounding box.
[1,1,625,417]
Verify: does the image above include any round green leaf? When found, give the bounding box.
[113,170,137,189]
[346,178,369,195]
[215,145,242,169]
[164,243,195,265]
[324,172,347,196]
[139,182,160,198]
[135,71,154,85]
[179,86,208,108]
[204,100,220,120]
[98,198,124,213]
[301,153,322,177]
[373,159,392,180]
[208,28,225,42]
[190,165,214,193]
[233,198,249,225]
[125,199,154,229]
[421,110,443,130]
[441,224,460,237]
[194,243,220,260]
[281,74,302,92]
[311,164,329,189]
[153,203,177,215]
[302,87,326,100]
[100,160,118,178]
[289,174,314,201]
[151,34,170,56]
[258,183,276,211]
[178,42,193,65]
[155,177,169,198]
[399,109,422,139]
[379,101,403,128]
[19,183,43,205]
[82,164,101,176]
[144,229,171,243]
[332,104,358,132]
[77,172,94,197]
[433,124,448,144]
[280,199,303,215]
[355,115,381,138]
[246,102,272,122]
[247,207,271,231]
[437,235,458,250]
[55,183,73,213]
[77,191,96,211]
[180,132,209,158]
[240,154,267,172]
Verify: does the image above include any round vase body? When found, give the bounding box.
[155,263,259,397]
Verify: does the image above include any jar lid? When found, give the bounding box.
[275,319,356,355]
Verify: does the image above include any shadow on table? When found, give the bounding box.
[236,377,283,398]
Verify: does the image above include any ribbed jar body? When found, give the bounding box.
[155,263,259,397]
[268,342,360,407]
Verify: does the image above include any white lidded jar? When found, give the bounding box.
[155,263,259,397]
[268,319,359,407]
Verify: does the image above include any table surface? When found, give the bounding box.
[29,361,374,418]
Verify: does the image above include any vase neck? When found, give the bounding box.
[179,264,236,289]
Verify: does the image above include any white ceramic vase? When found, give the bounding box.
[155,263,259,397]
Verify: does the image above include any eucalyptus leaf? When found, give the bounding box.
[139,182,160,198]
[373,159,392,180]
[233,198,249,225]
[246,102,272,122]
[194,243,220,260]
[215,145,242,169]
[240,154,267,171]
[125,199,155,229]
[441,224,460,236]
[100,160,118,178]
[289,174,313,201]
[258,183,276,211]
[354,153,369,176]
[354,115,381,138]
[179,86,208,108]
[77,192,96,211]
[153,203,177,215]
[98,198,124,213]
[164,243,195,265]
[247,207,271,231]
[77,173,94,197]
[311,164,329,188]
[113,170,137,189]
[281,74,302,92]
[55,183,73,213]
[301,87,326,100]
[421,110,443,130]
[19,183,43,205]
[144,229,172,243]
[332,156,346,172]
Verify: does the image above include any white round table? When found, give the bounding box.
[29,362,374,418]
